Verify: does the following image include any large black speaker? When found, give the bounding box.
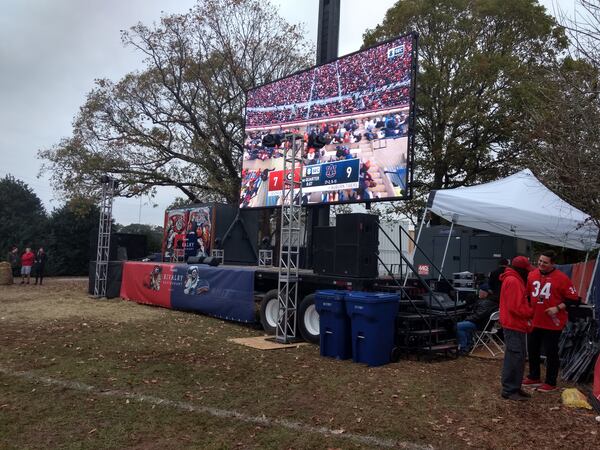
[313,249,335,275]
[89,231,117,261]
[213,205,259,265]
[313,226,335,252]
[334,244,378,278]
[88,261,124,298]
[335,213,379,246]
[114,233,147,261]
[312,226,336,275]
[90,232,147,261]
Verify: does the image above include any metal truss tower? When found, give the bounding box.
[94,176,117,298]
[276,134,304,343]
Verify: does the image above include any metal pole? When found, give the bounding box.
[403,207,428,286]
[438,220,455,282]
[586,252,599,305]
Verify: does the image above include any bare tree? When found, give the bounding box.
[40,0,313,204]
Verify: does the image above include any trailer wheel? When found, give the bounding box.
[298,294,320,344]
[259,289,279,335]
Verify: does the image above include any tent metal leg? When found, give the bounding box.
[438,220,454,282]
[579,251,590,297]
[403,207,428,287]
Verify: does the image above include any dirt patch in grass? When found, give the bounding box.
[1,279,598,449]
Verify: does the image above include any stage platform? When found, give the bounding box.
[119,261,387,324]
[120,261,257,323]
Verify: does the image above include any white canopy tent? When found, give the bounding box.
[425,169,599,252]
[412,169,599,303]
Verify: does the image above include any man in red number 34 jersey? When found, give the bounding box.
[522,250,579,393]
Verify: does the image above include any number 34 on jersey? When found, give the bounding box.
[531,280,552,302]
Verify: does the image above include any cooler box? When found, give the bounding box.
[345,292,399,367]
[315,290,351,360]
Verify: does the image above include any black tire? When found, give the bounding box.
[298,294,320,344]
[259,289,279,335]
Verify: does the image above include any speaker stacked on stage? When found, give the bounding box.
[311,213,379,278]
[313,226,336,275]
[89,232,148,261]
[334,213,379,278]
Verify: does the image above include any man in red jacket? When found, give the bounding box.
[522,250,579,392]
[20,247,35,285]
[500,256,535,401]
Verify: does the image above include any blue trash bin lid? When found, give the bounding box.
[315,290,347,314]
[315,290,347,301]
[346,292,399,303]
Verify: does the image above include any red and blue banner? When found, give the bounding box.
[170,264,256,322]
[121,262,174,308]
[120,262,256,323]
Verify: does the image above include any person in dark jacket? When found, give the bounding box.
[456,283,499,354]
[499,256,535,401]
[7,246,19,278]
[488,258,508,296]
[33,247,47,285]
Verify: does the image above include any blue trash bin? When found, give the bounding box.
[315,290,351,360]
[345,292,399,366]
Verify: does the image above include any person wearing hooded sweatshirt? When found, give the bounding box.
[499,256,535,401]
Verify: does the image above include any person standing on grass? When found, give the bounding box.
[522,250,579,393]
[33,247,47,285]
[7,246,19,279]
[499,256,534,401]
[20,247,35,285]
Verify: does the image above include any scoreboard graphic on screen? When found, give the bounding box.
[239,32,417,208]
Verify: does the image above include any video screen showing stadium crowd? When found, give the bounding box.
[240,111,409,208]
[245,35,413,128]
[240,34,415,209]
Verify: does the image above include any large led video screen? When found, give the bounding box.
[240,33,417,208]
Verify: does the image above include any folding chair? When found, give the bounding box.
[470,310,504,357]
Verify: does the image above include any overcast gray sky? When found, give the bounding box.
[0,0,571,227]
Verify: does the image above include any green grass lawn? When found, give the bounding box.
[0,279,597,449]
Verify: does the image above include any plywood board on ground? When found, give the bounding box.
[228,336,307,350]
